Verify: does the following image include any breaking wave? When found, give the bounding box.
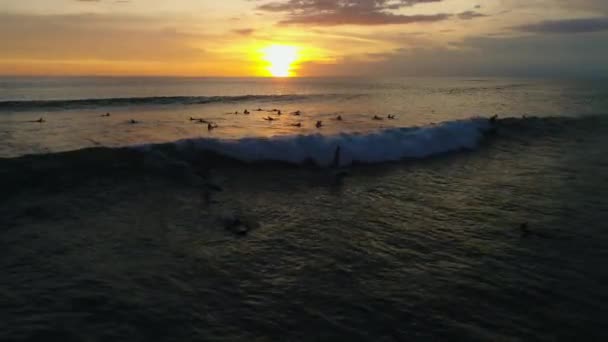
[138,118,493,166]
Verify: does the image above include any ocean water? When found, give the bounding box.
[1,77,608,341]
[1,77,607,158]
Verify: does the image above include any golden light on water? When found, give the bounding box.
[262,45,299,77]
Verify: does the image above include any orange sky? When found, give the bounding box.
[1,0,607,77]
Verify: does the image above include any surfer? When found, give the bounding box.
[387,114,396,119]
[291,122,302,127]
[129,119,137,124]
[373,115,383,121]
[316,120,323,128]
[264,116,276,121]
[208,123,218,130]
[244,109,250,114]
[293,110,301,116]
[489,114,498,123]
[35,117,45,123]
[330,145,349,184]
[101,113,111,117]
[256,108,263,111]
[331,145,341,168]
[335,115,342,121]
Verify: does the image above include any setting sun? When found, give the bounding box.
[262,45,299,77]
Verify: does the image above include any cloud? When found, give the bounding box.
[0,13,206,62]
[554,0,608,14]
[279,12,450,26]
[457,11,487,20]
[257,0,451,26]
[298,31,608,77]
[233,28,255,35]
[514,17,608,34]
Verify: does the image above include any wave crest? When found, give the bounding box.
[138,118,492,166]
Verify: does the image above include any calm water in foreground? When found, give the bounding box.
[1,77,607,341]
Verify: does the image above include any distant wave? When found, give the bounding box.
[0,94,356,111]
[136,118,493,166]
[439,83,529,95]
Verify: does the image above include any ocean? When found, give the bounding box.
[1,76,607,341]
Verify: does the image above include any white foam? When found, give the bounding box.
[141,118,492,166]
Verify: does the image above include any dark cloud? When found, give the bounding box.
[553,0,608,14]
[257,0,451,26]
[299,32,608,78]
[258,0,442,12]
[514,17,608,34]
[457,11,487,20]
[280,12,450,25]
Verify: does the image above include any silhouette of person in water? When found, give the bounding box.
[316,120,323,128]
[332,145,341,168]
[520,222,531,237]
[373,115,383,121]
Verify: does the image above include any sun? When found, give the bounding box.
[262,45,299,77]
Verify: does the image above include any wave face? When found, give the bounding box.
[139,118,492,166]
[0,94,348,111]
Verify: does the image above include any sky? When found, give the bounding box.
[0,0,607,77]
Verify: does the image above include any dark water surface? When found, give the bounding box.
[2,115,608,341]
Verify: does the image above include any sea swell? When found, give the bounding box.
[0,94,357,112]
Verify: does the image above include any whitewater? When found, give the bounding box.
[135,118,492,166]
